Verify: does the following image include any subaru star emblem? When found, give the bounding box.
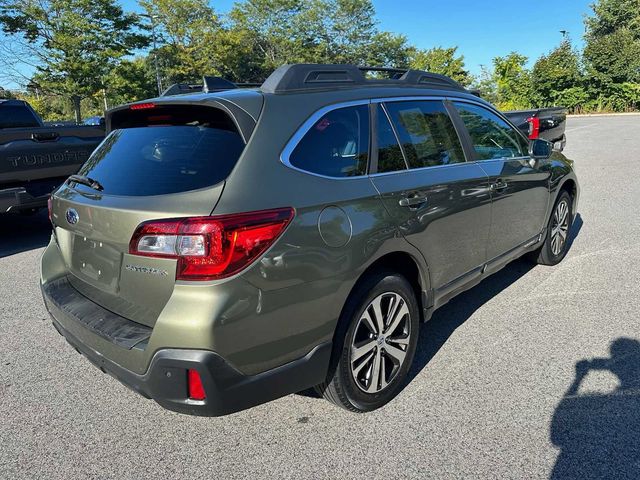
[65,208,79,225]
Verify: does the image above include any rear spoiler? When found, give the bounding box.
[161,76,261,97]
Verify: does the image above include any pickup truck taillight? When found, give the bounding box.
[129,208,294,281]
[526,116,540,140]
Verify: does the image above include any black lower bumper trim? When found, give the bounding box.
[43,277,151,350]
[51,318,332,417]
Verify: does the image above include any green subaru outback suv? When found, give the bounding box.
[41,64,579,416]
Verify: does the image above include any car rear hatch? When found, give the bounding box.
[50,101,254,328]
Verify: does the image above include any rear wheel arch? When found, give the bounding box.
[324,251,429,380]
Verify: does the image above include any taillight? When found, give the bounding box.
[129,207,295,281]
[47,196,53,224]
[187,369,206,401]
[527,116,540,140]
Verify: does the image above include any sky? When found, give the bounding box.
[2,0,594,89]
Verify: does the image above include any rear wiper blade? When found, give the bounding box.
[67,174,104,192]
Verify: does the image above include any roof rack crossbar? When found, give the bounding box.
[260,64,466,94]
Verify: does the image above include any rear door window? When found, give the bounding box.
[376,105,407,173]
[384,100,466,169]
[453,102,528,160]
[76,106,245,196]
[288,105,369,178]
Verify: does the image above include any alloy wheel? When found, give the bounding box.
[350,292,411,393]
[550,199,570,256]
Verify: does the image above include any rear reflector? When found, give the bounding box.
[527,116,541,140]
[187,369,206,401]
[129,207,295,281]
[130,102,156,110]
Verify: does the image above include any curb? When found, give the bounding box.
[568,112,640,118]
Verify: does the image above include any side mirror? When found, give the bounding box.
[529,138,552,160]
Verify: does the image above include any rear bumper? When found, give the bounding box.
[42,280,332,416]
[0,186,48,213]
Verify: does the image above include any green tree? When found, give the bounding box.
[531,39,583,107]
[140,0,223,84]
[493,52,532,110]
[583,0,640,110]
[0,0,148,121]
[410,46,471,86]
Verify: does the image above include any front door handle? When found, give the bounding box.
[399,195,428,208]
[490,180,508,192]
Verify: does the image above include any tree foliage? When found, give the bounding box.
[3,0,640,121]
[0,0,148,120]
[410,47,471,86]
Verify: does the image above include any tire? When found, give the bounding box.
[315,271,420,412]
[530,190,574,266]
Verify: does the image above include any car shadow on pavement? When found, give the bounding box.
[549,337,640,480]
[0,210,52,258]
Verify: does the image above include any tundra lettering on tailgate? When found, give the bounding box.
[7,151,90,168]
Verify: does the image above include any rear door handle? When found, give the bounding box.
[490,180,508,192]
[399,195,428,208]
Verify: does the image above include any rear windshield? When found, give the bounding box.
[76,108,244,196]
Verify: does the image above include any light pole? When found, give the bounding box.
[140,13,163,96]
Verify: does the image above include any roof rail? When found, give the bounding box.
[260,64,466,94]
[161,76,262,97]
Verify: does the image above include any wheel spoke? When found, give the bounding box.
[370,296,385,335]
[361,310,377,336]
[385,297,408,336]
[366,350,382,393]
[351,339,377,363]
[353,350,375,376]
[387,335,410,346]
[384,343,406,365]
[379,356,388,390]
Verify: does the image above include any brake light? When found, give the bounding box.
[130,102,156,110]
[187,369,206,401]
[527,116,540,140]
[129,207,295,281]
[47,196,53,224]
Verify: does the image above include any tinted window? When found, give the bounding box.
[453,102,528,160]
[0,105,40,128]
[289,105,369,177]
[376,105,407,173]
[77,124,244,196]
[384,100,465,169]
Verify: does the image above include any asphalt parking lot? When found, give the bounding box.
[1,115,639,479]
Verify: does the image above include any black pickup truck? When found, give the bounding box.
[0,99,104,213]
[504,107,567,151]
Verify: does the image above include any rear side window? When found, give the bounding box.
[453,102,528,160]
[0,105,40,128]
[77,106,244,196]
[384,100,466,169]
[288,105,369,178]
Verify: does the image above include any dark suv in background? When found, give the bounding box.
[41,64,579,416]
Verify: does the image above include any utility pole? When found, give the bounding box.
[140,13,163,96]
